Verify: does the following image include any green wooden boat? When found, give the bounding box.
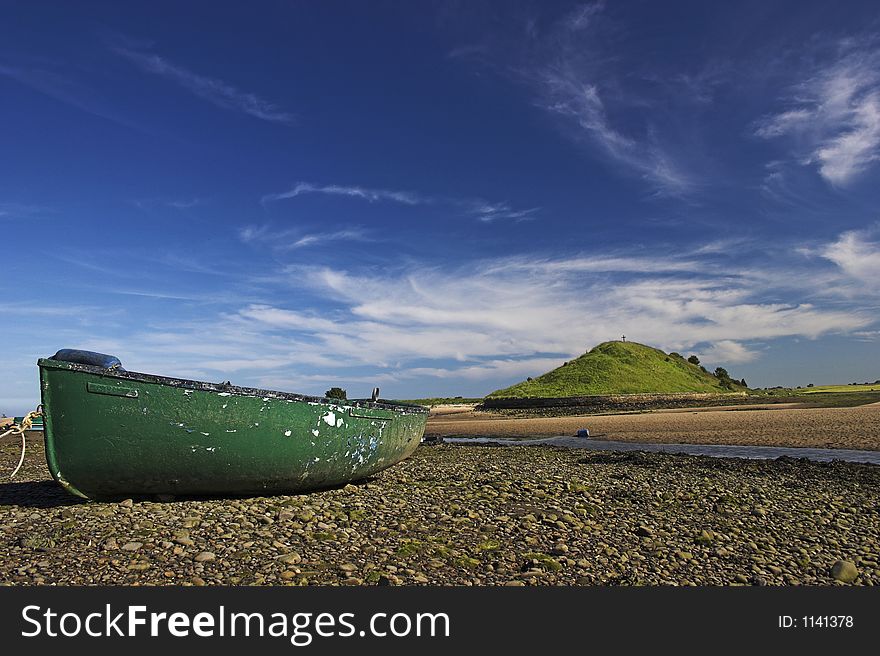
[38,350,428,500]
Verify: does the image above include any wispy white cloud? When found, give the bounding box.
[819,227,880,288]
[262,181,540,222]
[447,44,490,60]
[114,47,294,124]
[536,67,693,197]
[563,2,605,31]
[669,62,730,106]
[239,224,272,244]
[754,41,880,186]
[521,5,695,197]
[288,228,371,249]
[262,182,424,205]
[483,253,706,275]
[0,302,101,317]
[0,202,46,220]
[166,198,202,209]
[466,201,540,222]
[754,109,813,139]
[132,197,203,211]
[696,340,760,365]
[373,357,570,383]
[0,62,154,133]
[691,237,753,255]
[237,304,339,333]
[237,223,372,250]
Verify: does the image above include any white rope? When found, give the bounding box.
[10,431,26,479]
[1,408,40,478]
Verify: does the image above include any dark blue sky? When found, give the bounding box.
[3,1,879,411]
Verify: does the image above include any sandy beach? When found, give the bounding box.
[425,403,880,451]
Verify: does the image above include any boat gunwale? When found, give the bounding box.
[37,358,428,414]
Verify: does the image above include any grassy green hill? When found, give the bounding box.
[487,341,747,398]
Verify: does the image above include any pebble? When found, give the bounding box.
[831,560,859,584]
[194,552,216,563]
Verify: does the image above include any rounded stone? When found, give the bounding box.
[831,560,858,583]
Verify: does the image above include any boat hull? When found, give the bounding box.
[38,358,428,499]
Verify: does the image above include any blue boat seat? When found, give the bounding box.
[50,349,124,370]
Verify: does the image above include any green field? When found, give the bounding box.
[395,397,483,407]
[797,383,880,394]
[487,341,746,399]
[744,387,880,408]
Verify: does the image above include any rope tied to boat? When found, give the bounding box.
[0,407,41,478]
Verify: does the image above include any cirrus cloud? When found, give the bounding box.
[755,41,880,186]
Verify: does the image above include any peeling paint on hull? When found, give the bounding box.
[38,358,428,500]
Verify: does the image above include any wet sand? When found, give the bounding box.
[425,403,880,451]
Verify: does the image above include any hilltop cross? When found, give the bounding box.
[621,335,626,342]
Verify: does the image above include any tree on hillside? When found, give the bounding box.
[325,387,347,400]
[713,367,737,390]
[687,355,700,365]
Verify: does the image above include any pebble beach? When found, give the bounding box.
[1,438,877,586]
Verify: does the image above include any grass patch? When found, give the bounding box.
[396,539,424,557]
[396,539,454,559]
[523,552,563,572]
[477,539,502,551]
[454,556,481,568]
